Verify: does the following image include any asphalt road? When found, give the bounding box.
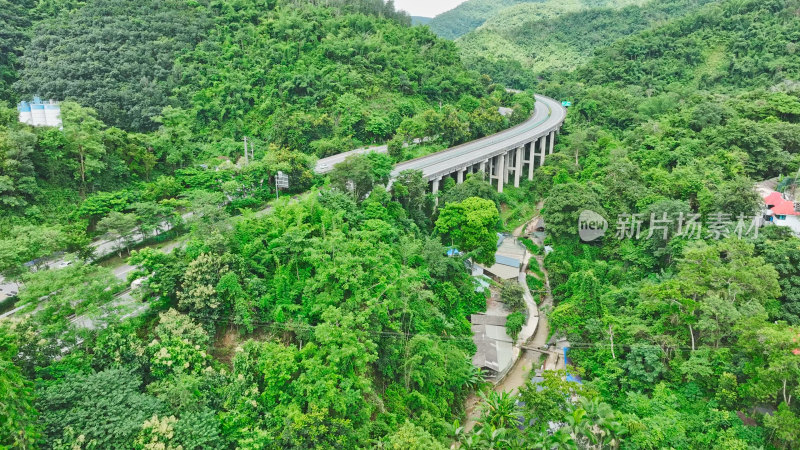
[393,95,566,180]
[315,144,389,174]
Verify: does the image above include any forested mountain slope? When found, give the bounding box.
[0,0,530,230]
[174,1,489,151]
[0,0,36,104]
[15,0,212,131]
[427,0,645,40]
[481,0,800,445]
[2,1,519,448]
[427,0,536,40]
[572,0,800,91]
[459,0,715,86]
[4,0,800,446]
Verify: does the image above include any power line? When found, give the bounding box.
[138,308,761,352]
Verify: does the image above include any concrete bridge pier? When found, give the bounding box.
[497,152,505,193]
[503,153,510,185]
[539,136,547,167]
[548,131,555,155]
[432,177,441,206]
[514,146,523,188]
[527,142,535,181]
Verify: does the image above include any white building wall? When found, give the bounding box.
[19,110,32,125]
[773,215,800,235]
[17,99,61,128]
[44,103,62,127]
[31,104,46,125]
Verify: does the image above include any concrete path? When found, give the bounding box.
[461,204,572,435]
[461,211,544,432]
[513,220,539,345]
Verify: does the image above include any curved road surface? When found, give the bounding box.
[314,95,567,186]
[391,95,566,182]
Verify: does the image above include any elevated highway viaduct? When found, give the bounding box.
[390,94,566,196]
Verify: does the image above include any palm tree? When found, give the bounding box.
[465,366,486,391]
[545,428,578,450]
[564,398,624,450]
[479,391,520,430]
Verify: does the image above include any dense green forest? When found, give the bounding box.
[426,0,538,40]
[0,0,531,236]
[458,0,714,87]
[15,0,212,131]
[451,0,800,446]
[3,0,800,447]
[426,0,647,41]
[0,0,529,448]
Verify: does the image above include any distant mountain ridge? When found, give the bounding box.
[426,0,646,40]
[453,0,718,87]
[411,16,432,25]
[427,0,539,39]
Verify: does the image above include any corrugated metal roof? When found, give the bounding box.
[471,314,508,326]
[495,254,520,268]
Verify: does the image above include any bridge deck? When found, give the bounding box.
[392,95,566,181]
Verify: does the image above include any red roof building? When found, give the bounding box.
[762,191,800,234]
[764,192,800,216]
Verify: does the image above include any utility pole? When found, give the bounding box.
[250,140,255,162]
[243,136,249,165]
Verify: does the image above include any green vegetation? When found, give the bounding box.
[435,196,500,265]
[4,179,494,448]
[496,181,543,230]
[0,0,35,104]
[427,0,537,39]
[520,236,542,255]
[457,0,711,86]
[526,273,544,292]
[500,279,526,313]
[0,0,533,264]
[16,0,212,131]
[3,0,800,446]
[455,0,800,447]
[0,1,526,447]
[505,311,526,342]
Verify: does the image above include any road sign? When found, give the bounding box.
[276,171,289,188]
[561,101,572,107]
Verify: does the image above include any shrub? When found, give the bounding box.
[527,274,544,292]
[506,312,526,342]
[500,280,525,312]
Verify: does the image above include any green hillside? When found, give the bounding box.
[571,0,800,91]
[457,0,718,87]
[427,0,644,40]
[15,0,213,131]
[411,15,432,25]
[0,0,529,217]
[485,0,800,446]
[0,0,36,104]
[4,0,800,447]
[427,0,539,40]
